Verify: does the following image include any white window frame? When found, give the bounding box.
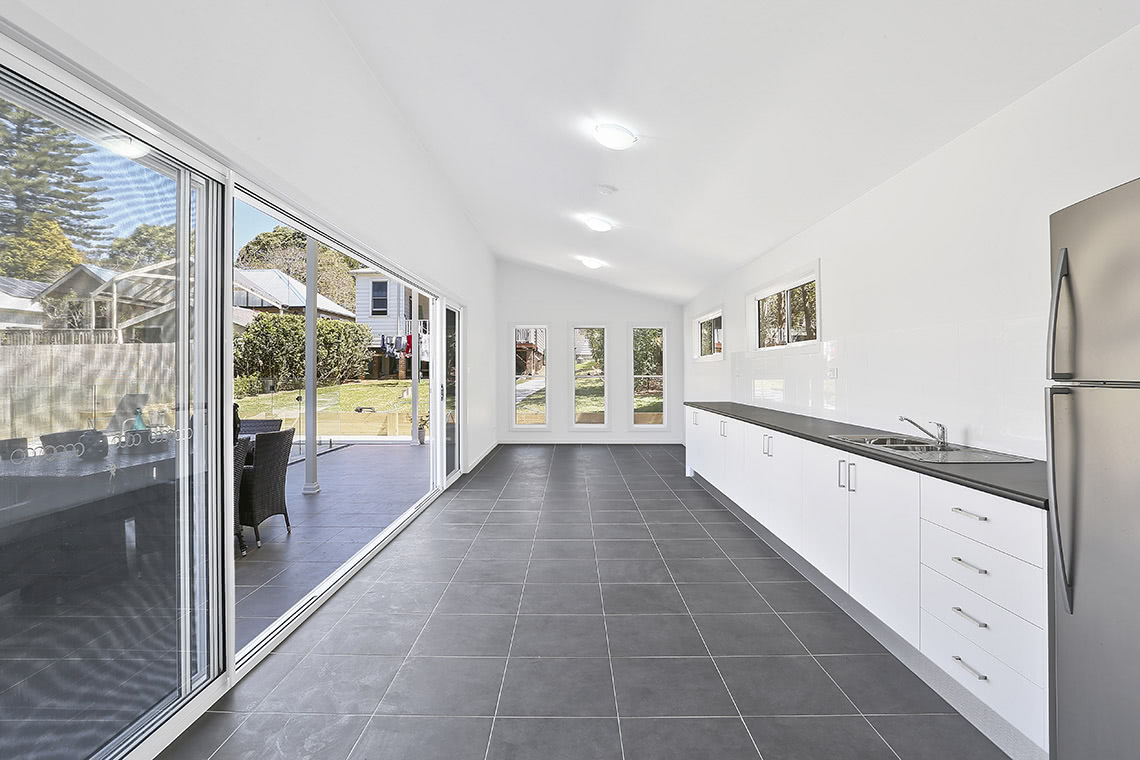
[630,324,667,429]
[748,261,821,354]
[693,308,724,362]
[569,324,609,430]
[511,324,549,430]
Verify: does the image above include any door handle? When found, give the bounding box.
[847,462,856,493]
[837,459,846,489]
[1046,386,1075,614]
[950,556,988,575]
[1047,247,1072,380]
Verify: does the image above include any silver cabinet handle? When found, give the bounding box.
[952,655,988,681]
[950,556,988,575]
[762,434,769,455]
[837,459,846,489]
[721,420,727,437]
[951,606,989,629]
[847,462,856,493]
[1047,247,1072,380]
[951,507,988,522]
[693,411,698,425]
[1046,386,1074,614]
[767,435,774,457]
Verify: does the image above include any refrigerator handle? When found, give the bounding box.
[1047,247,1072,380]
[1046,386,1075,614]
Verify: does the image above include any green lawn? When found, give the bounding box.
[238,379,430,435]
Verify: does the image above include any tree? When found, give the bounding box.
[0,101,108,249]
[107,223,175,269]
[632,327,663,376]
[233,312,372,390]
[0,215,82,280]
[237,225,357,310]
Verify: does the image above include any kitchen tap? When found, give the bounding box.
[899,416,948,449]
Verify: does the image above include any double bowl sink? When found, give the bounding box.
[828,434,1034,464]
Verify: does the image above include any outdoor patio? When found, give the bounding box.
[234,443,431,650]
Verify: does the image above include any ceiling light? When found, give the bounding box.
[593,123,638,150]
[583,216,615,233]
[596,184,619,196]
[578,256,607,270]
[100,133,151,159]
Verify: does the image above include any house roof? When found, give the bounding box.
[0,275,50,300]
[233,268,355,319]
[36,262,119,300]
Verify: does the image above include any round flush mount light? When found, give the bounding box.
[577,256,607,270]
[583,216,615,233]
[596,184,619,196]
[593,123,638,150]
[100,133,151,159]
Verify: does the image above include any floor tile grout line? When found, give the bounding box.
[614,444,767,760]
[481,446,549,760]
[643,446,905,760]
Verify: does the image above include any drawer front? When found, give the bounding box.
[920,565,1045,687]
[920,476,1045,567]
[920,521,1045,627]
[921,611,1045,748]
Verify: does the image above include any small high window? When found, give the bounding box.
[696,312,722,358]
[754,275,817,350]
[371,280,388,316]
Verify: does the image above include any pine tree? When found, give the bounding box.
[0,101,108,251]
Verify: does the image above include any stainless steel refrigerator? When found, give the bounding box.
[1047,176,1140,758]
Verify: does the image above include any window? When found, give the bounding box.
[573,326,606,425]
[754,276,817,349]
[632,327,664,426]
[696,312,723,358]
[371,280,388,315]
[405,289,413,319]
[514,326,547,425]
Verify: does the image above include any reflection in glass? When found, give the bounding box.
[514,326,547,425]
[633,327,664,425]
[699,315,722,356]
[445,306,459,476]
[573,327,606,425]
[757,292,787,348]
[788,280,817,343]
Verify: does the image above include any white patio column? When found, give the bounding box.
[410,287,420,445]
[302,235,320,494]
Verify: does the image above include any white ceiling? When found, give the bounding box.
[326,1,1140,302]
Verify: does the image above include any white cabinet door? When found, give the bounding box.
[740,424,768,523]
[721,417,746,506]
[765,430,804,551]
[848,454,921,646]
[695,410,726,490]
[684,408,701,476]
[800,440,851,591]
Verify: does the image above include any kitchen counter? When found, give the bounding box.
[684,401,1048,509]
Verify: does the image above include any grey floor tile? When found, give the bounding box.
[601,584,689,614]
[257,654,402,714]
[382,558,462,582]
[211,653,304,712]
[411,614,516,656]
[647,523,710,539]
[641,510,698,524]
[702,522,763,539]
[664,558,747,583]
[376,657,506,716]
[597,559,673,583]
[530,540,596,559]
[486,717,622,760]
[655,539,726,559]
[694,614,807,655]
[511,615,610,657]
[677,583,774,614]
[591,523,653,539]
[620,717,760,760]
[755,582,839,613]
[313,613,427,656]
[453,559,530,583]
[535,524,595,539]
[348,716,492,760]
[606,615,708,656]
[869,715,1009,760]
[435,583,523,614]
[781,613,886,655]
[465,540,535,560]
[211,713,367,760]
[594,540,661,560]
[712,538,779,558]
[519,583,603,614]
[352,582,449,614]
[497,658,617,716]
[612,657,737,717]
[717,656,856,716]
[746,716,896,760]
[480,524,539,540]
[818,655,953,715]
[526,559,600,583]
[156,711,248,759]
[735,557,805,583]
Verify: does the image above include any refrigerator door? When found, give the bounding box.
[1047,385,1140,758]
[1049,176,1140,382]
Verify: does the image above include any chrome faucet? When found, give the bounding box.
[899,416,948,449]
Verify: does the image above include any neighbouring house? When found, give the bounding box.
[0,275,48,328]
[233,268,355,321]
[351,268,430,379]
[515,327,546,375]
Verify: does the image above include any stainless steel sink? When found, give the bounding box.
[828,434,1034,464]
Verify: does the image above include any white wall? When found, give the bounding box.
[685,25,1140,459]
[498,261,684,443]
[0,0,499,466]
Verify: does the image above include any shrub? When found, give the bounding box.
[233,374,261,398]
[234,313,372,391]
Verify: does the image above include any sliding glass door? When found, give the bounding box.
[444,305,460,480]
[0,67,222,759]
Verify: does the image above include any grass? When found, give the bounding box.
[238,379,431,435]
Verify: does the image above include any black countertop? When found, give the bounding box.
[684,401,1048,510]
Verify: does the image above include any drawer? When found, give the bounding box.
[920,521,1045,627]
[920,476,1045,567]
[921,611,1045,748]
[920,565,1045,687]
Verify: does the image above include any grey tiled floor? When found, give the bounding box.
[161,444,1009,760]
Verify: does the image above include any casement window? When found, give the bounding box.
[371,280,388,315]
[632,326,664,426]
[695,311,723,359]
[572,326,606,425]
[514,326,547,426]
[753,271,818,350]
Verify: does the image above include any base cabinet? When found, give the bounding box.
[800,441,852,591]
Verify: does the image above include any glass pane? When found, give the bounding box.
[0,84,216,756]
[445,306,459,475]
[574,377,606,424]
[573,327,605,374]
[788,280,817,343]
[758,293,787,348]
[514,327,546,377]
[633,376,664,425]
[632,327,663,375]
[515,376,546,425]
[699,316,722,356]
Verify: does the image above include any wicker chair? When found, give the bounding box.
[238,428,294,546]
[233,437,251,556]
[238,418,283,435]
